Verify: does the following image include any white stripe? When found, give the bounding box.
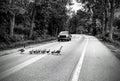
[0,54,47,80]
[71,37,89,81]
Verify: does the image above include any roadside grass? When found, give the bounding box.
[104,42,120,60]
[100,37,120,59]
[0,37,56,51]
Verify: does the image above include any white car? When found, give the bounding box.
[58,31,71,41]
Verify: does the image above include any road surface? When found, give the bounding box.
[0,34,120,81]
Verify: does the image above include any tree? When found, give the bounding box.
[69,10,90,34]
[34,0,68,37]
[81,0,120,40]
[108,0,115,40]
[0,0,27,37]
[28,0,38,38]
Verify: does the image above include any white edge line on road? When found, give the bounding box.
[71,36,89,81]
[0,54,47,80]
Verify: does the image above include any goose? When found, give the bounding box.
[46,49,50,53]
[33,50,36,54]
[38,49,41,54]
[51,50,55,54]
[55,46,63,55]
[29,50,33,54]
[41,49,46,54]
[19,48,25,54]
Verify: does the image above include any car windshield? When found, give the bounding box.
[60,31,69,35]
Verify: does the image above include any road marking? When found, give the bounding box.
[71,37,89,81]
[0,54,47,80]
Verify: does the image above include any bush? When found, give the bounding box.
[11,34,24,42]
[14,25,30,36]
[31,31,40,40]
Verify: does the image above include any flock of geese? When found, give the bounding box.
[18,46,63,55]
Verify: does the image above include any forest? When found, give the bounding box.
[0,0,120,50]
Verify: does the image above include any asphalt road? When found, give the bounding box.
[0,34,120,81]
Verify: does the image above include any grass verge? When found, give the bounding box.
[101,38,120,60]
[0,37,57,51]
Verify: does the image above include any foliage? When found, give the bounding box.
[0,0,68,45]
[0,0,120,49]
[80,0,120,40]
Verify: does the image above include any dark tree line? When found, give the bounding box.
[0,0,68,44]
[68,0,120,41]
[0,0,120,45]
[80,0,120,40]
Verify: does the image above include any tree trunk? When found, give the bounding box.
[109,0,115,40]
[102,0,109,38]
[10,15,15,37]
[29,5,36,39]
[102,15,105,36]
[105,8,108,33]
[103,9,108,36]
